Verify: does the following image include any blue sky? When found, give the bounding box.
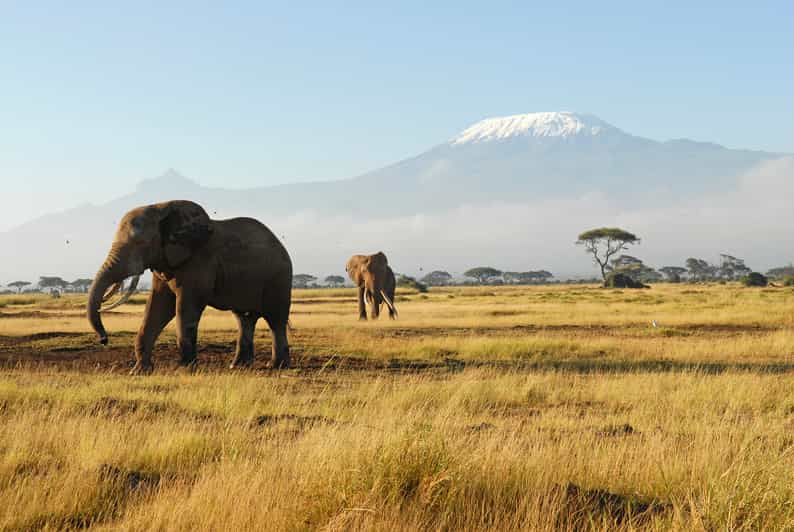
[1,1,792,230]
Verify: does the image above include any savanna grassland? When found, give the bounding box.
[1,284,794,531]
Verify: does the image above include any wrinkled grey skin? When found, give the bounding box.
[87,200,292,374]
[345,252,397,320]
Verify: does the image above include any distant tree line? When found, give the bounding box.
[573,226,790,287]
[0,277,94,294]
[288,268,557,290]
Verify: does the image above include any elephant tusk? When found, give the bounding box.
[379,289,398,317]
[100,275,140,312]
[102,282,122,302]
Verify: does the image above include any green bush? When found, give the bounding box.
[782,276,794,287]
[741,272,768,287]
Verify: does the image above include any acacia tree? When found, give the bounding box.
[324,275,345,288]
[502,272,523,284]
[464,267,502,285]
[576,228,640,281]
[292,274,317,288]
[659,266,687,282]
[718,254,751,281]
[70,278,93,293]
[503,271,554,284]
[420,270,453,286]
[686,258,717,281]
[609,255,660,283]
[38,276,68,293]
[8,281,31,293]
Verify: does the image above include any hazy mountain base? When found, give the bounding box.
[0,152,791,282]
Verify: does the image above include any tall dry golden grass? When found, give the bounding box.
[1,283,793,530]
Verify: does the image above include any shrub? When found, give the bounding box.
[741,272,768,287]
[783,276,794,287]
[396,275,428,293]
[603,272,648,289]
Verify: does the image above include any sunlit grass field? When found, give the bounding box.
[1,283,794,530]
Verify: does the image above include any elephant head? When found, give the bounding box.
[345,251,397,319]
[87,200,212,344]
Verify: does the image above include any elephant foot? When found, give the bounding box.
[130,362,154,376]
[178,355,197,366]
[358,316,367,321]
[178,358,198,372]
[229,357,254,370]
[268,352,291,370]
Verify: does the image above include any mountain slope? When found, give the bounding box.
[0,112,786,280]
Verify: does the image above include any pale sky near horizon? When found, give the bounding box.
[1,1,792,231]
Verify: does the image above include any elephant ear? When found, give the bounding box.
[159,201,212,268]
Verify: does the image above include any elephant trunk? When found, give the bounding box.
[87,244,134,345]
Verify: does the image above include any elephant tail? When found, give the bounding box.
[380,290,398,318]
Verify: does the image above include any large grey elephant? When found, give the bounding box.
[87,200,292,374]
[345,252,398,320]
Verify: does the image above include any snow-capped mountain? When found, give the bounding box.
[450,112,618,144]
[0,112,788,280]
[334,112,780,214]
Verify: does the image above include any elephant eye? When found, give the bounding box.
[128,218,146,239]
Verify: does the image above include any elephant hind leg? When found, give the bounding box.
[263,310,290,369]
[230,312,258,369]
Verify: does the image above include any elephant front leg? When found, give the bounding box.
[370,289,381,320]
[132,277,176,375]
[230,312,258,369]
[357,285,367,320]
[175,295,206,368]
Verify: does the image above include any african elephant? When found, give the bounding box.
[345,252,398,320]
[86,200,292,374]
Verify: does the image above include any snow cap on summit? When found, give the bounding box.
[450,112,619,145]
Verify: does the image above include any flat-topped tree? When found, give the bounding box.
[659,266,687,282]
[718,254,751,281]
[324,275,345,288]
[576,228,639,281]
[70,278,93,293]
[292,274,317,289]
[38,276,68,293]
[420,270,453,286]
[464,267,503,285]
[686,258,717,281]
[8,281,31,293]
[525,270,554,283]
[609,255,660,283]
